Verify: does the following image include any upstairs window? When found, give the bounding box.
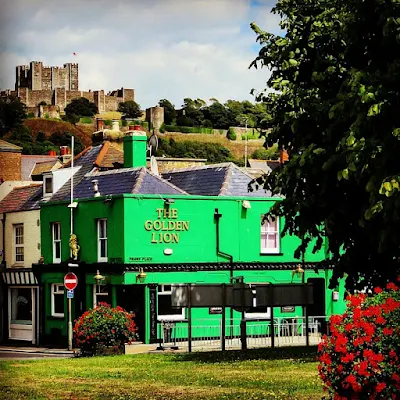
[51,284,64,317]
[43,175,53,197]
[52,222,61,264]
[260,216,280,254]
[14,224,24,264]
[97,219,108,262]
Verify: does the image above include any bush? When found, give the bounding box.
[251,144,279,160]
[74,303,138,356]
[103,119,112,126]
[121,119,127,127]
[227,127,237,140]
[159,122,165,133]
[318,278,400,399]
[80,116,92,124]
[26,112,35,118]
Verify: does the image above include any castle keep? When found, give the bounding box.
[5,61,135,115]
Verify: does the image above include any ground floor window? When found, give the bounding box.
[157,285,185,321]
[93,285,111,307]
[51,284,65,317]
[245,286,271,319]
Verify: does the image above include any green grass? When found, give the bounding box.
[0,347,323,400]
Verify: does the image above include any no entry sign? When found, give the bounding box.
[64,272,78,290]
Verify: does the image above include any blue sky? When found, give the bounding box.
[0,0,281,108]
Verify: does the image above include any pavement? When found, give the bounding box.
[0,345,75,359]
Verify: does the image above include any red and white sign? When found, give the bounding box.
[64,272,78,290]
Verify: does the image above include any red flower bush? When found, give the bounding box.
[74,303,138,356]
[318,279,400,399]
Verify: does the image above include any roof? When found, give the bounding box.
[21,155,59,180]
[0,184,42,213]
[161,163,273,197]
[50,145,102,201]
[31,159,62,177]
[72,167,187,199]
[0,140,22,153]
[94,141,123,169]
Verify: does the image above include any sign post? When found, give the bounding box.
[64,272,78,351]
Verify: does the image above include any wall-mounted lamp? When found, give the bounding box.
[242,200,251,209]
[164,248,173,255]
[92,180,101,197]
[292,264,305,278]
[103,196,113,204]
[136,267,147,283]
[68,202,78,208]
[332,291,339,302]
[94,270,105,285]
[164,198,175,205]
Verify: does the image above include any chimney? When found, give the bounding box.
[123,127,147,168]
[96,118,103,131]
[280,147,289,164]
[92,179,100,197]
[112,119,119,131]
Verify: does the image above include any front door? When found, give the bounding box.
[8,287,35,343]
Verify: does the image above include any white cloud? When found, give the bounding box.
[0,0,279,108]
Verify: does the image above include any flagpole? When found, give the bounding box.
[68,135,74,351]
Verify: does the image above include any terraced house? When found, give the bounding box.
[27,127,346,347]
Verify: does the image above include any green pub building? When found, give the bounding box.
[34,130,346,346]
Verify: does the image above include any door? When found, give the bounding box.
[306,278,327,334]
[9,287,35,343]
[116,286,145,342]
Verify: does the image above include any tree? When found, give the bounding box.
[0,95,26,137]
[118,101,142,119]
[180,98,205,126]
[49,131,85,155]
[202,101,230,129]
[64,97,97,118]
[158,99,177,125]
[251,0,400,290]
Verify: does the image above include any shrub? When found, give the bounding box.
[164,125,213,134]
[80,116,92,124]
[121,119,127,127]
[26,112,35,118]
[159,122,165,133]
[74,303,138,356]
[227,127,237,140]
[103,119,112,126]
[318,278,400,399]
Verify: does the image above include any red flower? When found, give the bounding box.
[383,327,394,335]
[386,282,399,291]
[341,353,355,363]
[374,287,383,294]
[376,382,386,393]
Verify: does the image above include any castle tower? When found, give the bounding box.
[29,61,43,90]
[64,63,78,91]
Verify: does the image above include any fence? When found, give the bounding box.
[157,316,328,352]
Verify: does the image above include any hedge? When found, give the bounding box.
[165,125,214,134]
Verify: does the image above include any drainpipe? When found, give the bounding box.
[214,208,234,336]
[1,213,5,266]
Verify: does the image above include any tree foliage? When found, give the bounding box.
[0,96,26,137]
[251,0,400,289]
[118,100,142,119]
[158,99,177,125]
[64,97,98,118]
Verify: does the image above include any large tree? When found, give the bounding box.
[64,97,98,118]
[158,99,177,125]
[118,100,142,119]
[251,0,400,290]
[0,95,26,137]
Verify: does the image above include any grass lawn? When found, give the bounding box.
[0,347,324,400]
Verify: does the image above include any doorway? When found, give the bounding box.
[307,277,327,334]
[116,285,145,342]
[8,287,36,343]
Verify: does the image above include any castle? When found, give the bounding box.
[2,61,135,116]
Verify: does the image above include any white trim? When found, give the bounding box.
[43,175,53,198]
[13,224,24,265]
[52,222,61,264]
[260,216,280,254]
[157,284,185,321]
[97,219,108,262]
[51,283,64,317]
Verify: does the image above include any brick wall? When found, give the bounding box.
[0,151,22,181]
[4,210,41,267]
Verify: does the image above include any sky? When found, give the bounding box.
[0,0,281,109]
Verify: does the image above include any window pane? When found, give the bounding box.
[10,288,32,323]
[45,178,53,194]
[99,220,107,238]
[16,247,24,262]
[55,242,61,259]
[53,223,60,240]
[54,294,64,314]
[158,295,181,316]
[100,239,107,258]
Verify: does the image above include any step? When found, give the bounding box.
[124,343,158,355]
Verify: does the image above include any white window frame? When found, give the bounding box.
[93,284,109,307]
[51,284,64,317]
[157,285,185,321]
[13,224,24,264]
[97,219,108,262]
[52,222,61,264]
[43,175,53,198]
[260,216,280,254]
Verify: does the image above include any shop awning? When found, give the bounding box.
[1,269,38,285]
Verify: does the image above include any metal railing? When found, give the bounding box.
[157,316,328,352]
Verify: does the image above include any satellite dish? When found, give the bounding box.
[150,156,159,176]
[147,131,159,157]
